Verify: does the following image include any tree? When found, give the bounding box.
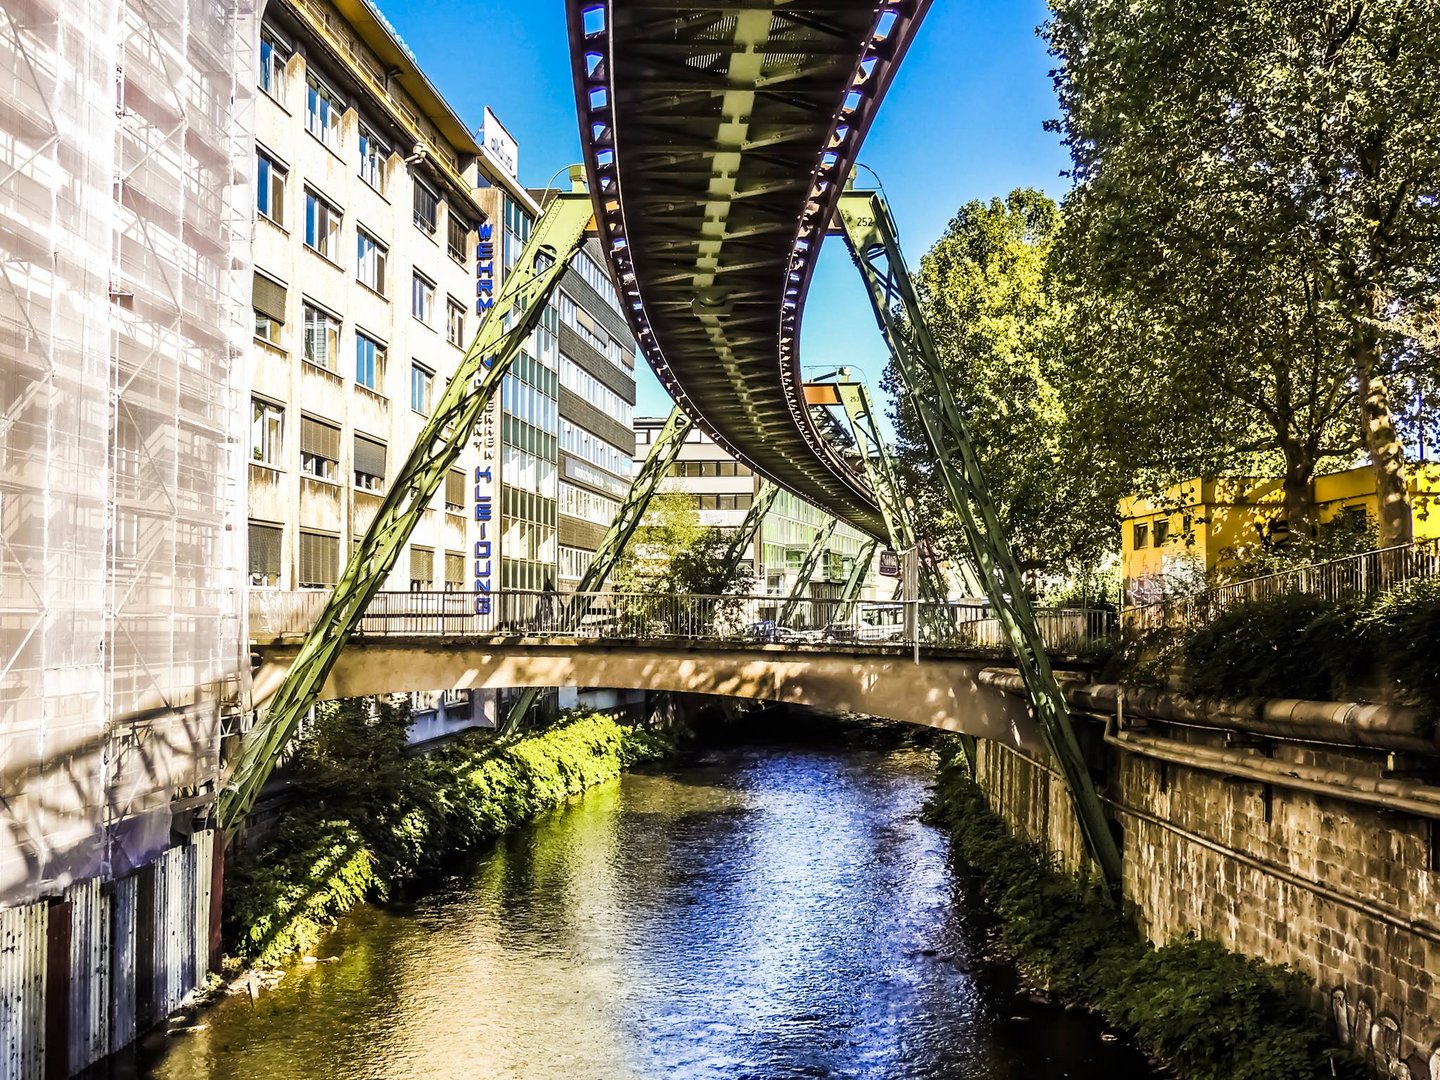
[1046,0,1440,545]
[611,492,754,631]
[887,190,1135,580]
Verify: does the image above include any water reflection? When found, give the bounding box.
[144,745,1154,1079]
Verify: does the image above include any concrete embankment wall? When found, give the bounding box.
[0,832,219,1080]
[972,732,1440,1077]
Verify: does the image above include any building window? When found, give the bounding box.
[447,214,468,264]
[252,271,287,345]
[1133,522,1149,550]
[254,310,282,345]
[1153,518,1171,546]
[248,522,282,587]
[251,398,283,465]
[256,151,286,226]
[300,415,340,481]
[304,189,341,260]
[410,546,434,591]
[358,125,387,192]
[444,550,465,591]
[355,332,385,392]
[413,181,438,235]
[356,230,387,294]
[299,530,339,588]
[305,75,343,151]
[446,297,466,347]
[445,468,465,511]
[302,303,340,372]
[1344,505,1368,531]
[354,434,386,492]
[411,271,434,325]
[258,27,288,103]
[559,545,595,583]
[410,363,433,414]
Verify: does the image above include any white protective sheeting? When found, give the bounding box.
[0,0,253,905]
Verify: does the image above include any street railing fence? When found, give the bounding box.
[1123,537,1440,630]
[248,588,1114,655]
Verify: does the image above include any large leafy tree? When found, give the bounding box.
[1046,0,1440,544]
[887,190,1128,579]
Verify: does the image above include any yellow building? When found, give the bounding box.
[1120,463,1440,606]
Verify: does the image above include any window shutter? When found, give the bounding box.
[248,523,282,579]
[300,416,340,460]
[354,434,386,477]
[445,551,464,589]
[299,530,338,586]
[410,546,433,586]
[252,272,287,323]
[445,469,465,507]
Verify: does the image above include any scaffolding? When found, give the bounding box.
[0,0,253,906]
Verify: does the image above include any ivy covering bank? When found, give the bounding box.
[925,742,1362,1080]
[225,706,673,967]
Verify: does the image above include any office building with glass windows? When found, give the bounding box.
[245,0,497,729]
[633,417,884,601]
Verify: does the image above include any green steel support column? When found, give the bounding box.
[828,374,954,637]
[718,480,779,573]
[835,537,879,620]
[778,517,838,627]
[499,405,695,734]
[835,190,1122,888]
[218,194,595,830]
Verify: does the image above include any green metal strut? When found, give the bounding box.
[499,404,695,734]
[218,194,595,830]
[717,480,779,574]
[825,373,958,633]
[778,516,838,627]
[835,190,1122,889]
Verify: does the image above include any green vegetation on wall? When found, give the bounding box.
[225,705,673,967]
[1110,579,1440,718]
[925,742,1361,1080]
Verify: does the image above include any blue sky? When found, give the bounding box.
[381,1,1071,431]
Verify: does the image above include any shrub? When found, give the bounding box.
[924,743,1362,1080]
[1183,592,1372,700]
[1360,577,1440,722]
[225,710,673,966]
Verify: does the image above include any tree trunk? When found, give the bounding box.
[1353,292,1413,547]
[1279,439,1318,538]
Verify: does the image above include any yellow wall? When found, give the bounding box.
[1120,463,1440,605]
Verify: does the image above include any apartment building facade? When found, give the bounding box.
[633,417,884,600]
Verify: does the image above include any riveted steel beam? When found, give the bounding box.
[835,189,1122,889]
[218,194,595,830]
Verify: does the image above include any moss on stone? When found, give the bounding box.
[924,740,1363,1080]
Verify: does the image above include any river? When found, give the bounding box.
[141,742,1155,1079]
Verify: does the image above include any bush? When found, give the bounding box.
[1361,578,1440,723]
[225,709,674,966]
[1183,592,1372,700]
[924,743,1362,1080]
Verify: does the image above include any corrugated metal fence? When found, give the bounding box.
[0,831,217,1080]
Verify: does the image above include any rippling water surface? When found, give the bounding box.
[145,744,1155,1079]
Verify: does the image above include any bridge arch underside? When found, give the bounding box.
[252,640,1042,750]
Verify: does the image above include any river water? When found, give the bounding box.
[143,743,1155,1080]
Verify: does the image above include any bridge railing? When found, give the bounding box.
[249,588,1114,654]
[1122,536,1440,630]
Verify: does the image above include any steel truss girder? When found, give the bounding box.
[835,190,1122,888]
[217,194,595,830]
[499,404,696,734]
[778,516,838,627]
